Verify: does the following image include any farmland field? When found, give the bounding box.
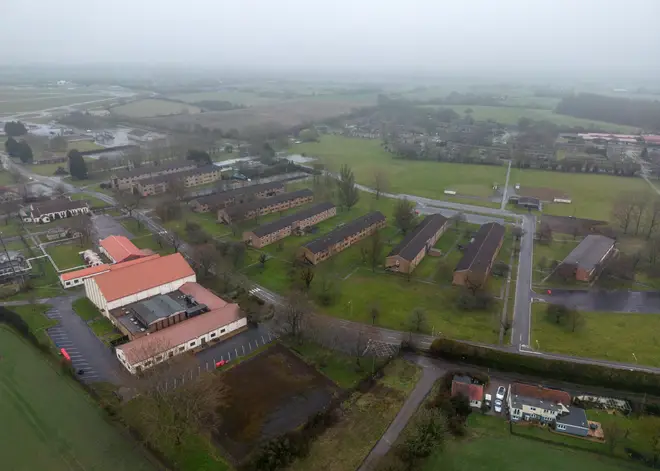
[290,135,505,202]
[423,414,644,471]
[215,343,339,461]
[509,168,652,221]
[531,304,660,367]
[110,98,202,118]
[0,326,156,471]
[422,104,639,133]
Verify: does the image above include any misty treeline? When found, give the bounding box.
[556,93,660,131]
[612,192,660,238]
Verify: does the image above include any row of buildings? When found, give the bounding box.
[20,198,90,224]
[61,235,246,374]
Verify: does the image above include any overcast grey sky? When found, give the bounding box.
[2,0,659,75]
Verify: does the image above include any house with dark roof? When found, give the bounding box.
[135,164,221,197]
[508,195,542,211]
[20,198,90,223]
[243,202,336,248]
[557,234,616,281]
[111,160,198,190]
[217,189,313,224]
[299,211,386,265]
[385,214,448,274]
[453,222,505,286]
[189,181,285,213]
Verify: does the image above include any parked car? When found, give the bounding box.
[484,394,492,409]
[494,399,503,413]
[496,386,506,401]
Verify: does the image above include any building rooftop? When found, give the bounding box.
[556,407,589,429]
[561,234,615,272]
[29,198,88,217]
[116,303,242,365]
[451,378,484,402]
[455,222,505,273]
[225,189,313,218]
[251,202,335,237]
[178,282,228,310]
[388,214,448,261]
[114,160,195,180]
[94,253,194,302]
[60,264,111,282]
[100,235,144,263]
[139,164,218,186]
[303,211,386,254]
[194,181,285,208]
[132,294,186,326]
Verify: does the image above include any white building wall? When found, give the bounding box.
[117,316,247,374]
[61,269,110,288]
[105,274,196,312]
[84,278,108,312]
[99,246,115,263]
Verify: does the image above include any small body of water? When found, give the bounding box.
[285,154,316,164]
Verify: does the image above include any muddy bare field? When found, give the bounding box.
[214,343,339,462]
[519,186,569,201]
[144,98,366,133]
[541,214,609,236]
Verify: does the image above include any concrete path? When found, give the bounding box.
[358,356,445,471]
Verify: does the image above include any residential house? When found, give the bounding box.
[217,189,313,224]
[554,408,590,437]
[451,375,484,408]
[508,195,542,211]
[135,165,222,197]
[385,214,449,274]
[557,234,616,281]
[453,222,505,286]
[20,198,90,224]
[111,160,197,191]
[299,211,386,265]
[243,202,336,248]
[189,181,285,213]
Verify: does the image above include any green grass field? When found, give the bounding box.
[72,297,102,322]
[289,359,421,471]
[423,414,644,471]
[509,168,652,221]
[46,243,87,270]
[533,239,581,283]
[0,326,157,471]
[10,304,56,345]
[168,90,279,106]
[110,98,202,118]
[423,105,639,133]
[531,304,660,367]
[290,135,506,202]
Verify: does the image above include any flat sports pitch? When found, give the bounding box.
[0,326,156,471]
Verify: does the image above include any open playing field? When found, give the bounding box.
[216,343,339,461]
[109,98,202,118]
[423,104,639,133]
[509,168,652,221]
[423,414,644,471]
[531,304,660,367]
[291,135,506,202]
[0,326,156,471]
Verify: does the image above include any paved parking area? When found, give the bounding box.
[484,378,509,417]
[195,324,277,369]
[91,214,133,240]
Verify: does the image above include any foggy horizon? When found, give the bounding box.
[2,0,660,78]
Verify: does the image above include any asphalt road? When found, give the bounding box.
[536,289,660,313]
[511,214,536,348]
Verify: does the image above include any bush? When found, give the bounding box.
[429,338,660,395]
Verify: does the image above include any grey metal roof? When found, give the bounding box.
[303,211,385,254]
[30,198,88,217]
[556,407,589,429]
[561,234,615,271]
[132,294,185,326]
[388,214,448,261]
[114,160,195,179]
[251,202,335,237]
[455,222,505,273]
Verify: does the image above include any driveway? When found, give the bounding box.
[45,296,128,384]
[91,214,133,240]
[536,289,660,313]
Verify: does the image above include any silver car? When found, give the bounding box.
[496,386,506,401]
[494,399,503,413]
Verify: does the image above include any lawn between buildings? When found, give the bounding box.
[0,326,157,471]
[45,241,90,270]
[290,135,506,204]
[229,190,503,344]
[531,304,660,368]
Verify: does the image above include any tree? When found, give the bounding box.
[546,303,570,325]
[299,128,319,142]
[278,293,310,342]
[369,229,383,272]
[512,225,524,241]
[450,211,466,228]
[536,222,553,245]
[48,135,68,152]
[53,183,68,198]
[68,150,88,179]
[409,307,427,333]
[394,198,417,235]
[259,253,268,268]
[631,191,649,236]
[192,244,219,279]
[224,144,233,153]
[186,149,211,165]
[337,164,359,210]
[611,193,637,234]
[8,140,34,163]
[155,201,182,223]
[300,266,315,291]
[369,304,380,325]
[398,409,447,467]
[646,198,660,239]
[604,422,626,454]
[373,169,389,200]
[4,121,27,137]
[70,214,94,248]
[4,137,19,156]
[258,142,276,164]
[168,178,186,200]
[229,242,246,269]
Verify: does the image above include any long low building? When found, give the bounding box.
[243,202,336,248]
[385,214,449,274]
[299,211,386,265]
[60,254,161,289]
[217,189,313,224]
[189,181,285,213]
[21,198,90,224]
[453,222,505,286]
[136,164,222,197]
[111,160,198,190]
[556,234,615,281]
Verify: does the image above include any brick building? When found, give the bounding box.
[217,189,313,224]
[385,214,449,274]
[299,211,386,265]
[135,165,222,197]
[111,160,197,191]
[453,222,505,286]
[556,234,615,281]
[189,181,285,213]
[243,202,336,248]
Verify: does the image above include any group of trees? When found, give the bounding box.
[186,149,212,165]
[337,164,359,210]
[545,303,582,333]
[4,137,33,163]
[68,150,88,179]
[3,121,27,137]
[612,192,660,238]
[556,93,660,131]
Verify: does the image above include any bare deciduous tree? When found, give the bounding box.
[300,266,315,291]
[611,192,637,234]
[373,168,389,200]
[277,292,311,342]
[409,307,427,333]
[646,198,660,239]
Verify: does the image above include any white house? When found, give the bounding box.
[21,199,89,224]
[507,383,572,423]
